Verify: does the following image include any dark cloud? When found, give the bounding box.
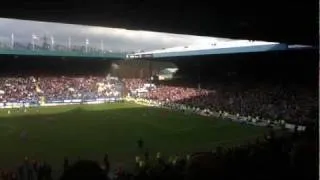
[0,18,230,51]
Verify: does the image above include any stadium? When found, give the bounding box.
[0,18,317,180]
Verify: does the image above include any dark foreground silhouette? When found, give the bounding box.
[0,127,316,180]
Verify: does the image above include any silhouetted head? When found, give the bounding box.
[104,154,108,160]
[60,160,107,180]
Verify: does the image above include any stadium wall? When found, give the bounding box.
[0,97,123,108]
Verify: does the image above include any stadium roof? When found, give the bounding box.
[0,18,233,52]
[135,41,281,53]
[0,0,317,46]
[127,41,294,58]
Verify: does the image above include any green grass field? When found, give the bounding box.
[0,102,267,172]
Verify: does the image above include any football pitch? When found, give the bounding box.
[0,102,267,171]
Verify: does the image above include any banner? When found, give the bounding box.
[83,99,96,102]
[0,97,122,109]
[71,99,82,103]
[47,100,64,103]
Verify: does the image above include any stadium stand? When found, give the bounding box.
[0,76,123,106]
[124,51,317,126]
[0,49,317,180]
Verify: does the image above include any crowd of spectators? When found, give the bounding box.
[146,86,208,102]
[179,83,316,124]
[124,78,317,124]
[0,76,316,124]
[37,76,122,101]
[122,79,146,92]
[0,129,316,180]
[0,76,123,103]
[1,75,315,125]
[0,77,38,103]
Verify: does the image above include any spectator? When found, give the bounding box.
[123,78,316,125]
[60,160,108,180]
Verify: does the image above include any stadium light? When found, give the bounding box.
[31,33,39,51]
[50,36,55,50]
[85,38,89,53]
[11,33,14,49]
[68,37,71,50]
